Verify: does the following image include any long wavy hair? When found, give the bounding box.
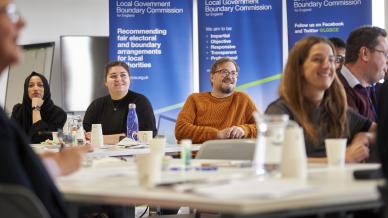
[280,36,348,143]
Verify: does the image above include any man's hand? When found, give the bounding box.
[217,126,245,139]
[42,144,91,176]
[345,133,370,163]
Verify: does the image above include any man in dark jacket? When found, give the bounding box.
[0,1,89,217]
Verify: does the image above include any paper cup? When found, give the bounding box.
[138,131,153,144]
[149,136,166,156]
[135,153,162,188]
[325,138,347,168]
[52,132,59,144]
[91,124,103,148]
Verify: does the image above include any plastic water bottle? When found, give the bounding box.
[181,139,192,169]
[127,103,139,141]
[75,118,85,145]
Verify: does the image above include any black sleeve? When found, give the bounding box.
[265,99,294,119]
[347,110,372,138]
[136,96,157,137]
[29,106,67,143]
[83,100,98,132]
[0,113,67,218]
[10,104,23,126]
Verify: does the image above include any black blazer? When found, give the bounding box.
[0,107,67,218]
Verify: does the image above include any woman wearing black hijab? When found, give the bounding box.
[11,71,67,143]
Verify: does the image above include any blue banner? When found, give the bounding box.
[198,0,283,110]
[287,0,372,49]
[109,0,193,114]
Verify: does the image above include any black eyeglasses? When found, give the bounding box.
[215,69,239,78]
[373,48,388,59]
[335,55,345,64]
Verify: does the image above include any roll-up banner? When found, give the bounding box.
[287,0,372,49]
[109,0,193,132]
[198,0,283,109]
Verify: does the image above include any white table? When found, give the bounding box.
[57,160,384,217]
[31,144,201,158]
[88,144,201,158]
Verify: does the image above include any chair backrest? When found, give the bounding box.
[196,139,256,160]
[379,184,388,218]
[157,114,177,144]
[0,184,50,218]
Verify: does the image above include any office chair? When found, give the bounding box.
[0,184,50,218]
[379,184,388,218]
[196,139,256,160]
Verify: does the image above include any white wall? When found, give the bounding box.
[373,0,385,28]
[13,0,109,107]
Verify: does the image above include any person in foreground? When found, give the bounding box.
[11,71,67,143]
[378,80,388,176]
[83,61,157,144]
[266,36,376,163]
[175,57,258,144]
[0,1,89,217]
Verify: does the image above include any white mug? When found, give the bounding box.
[138,131,153,144]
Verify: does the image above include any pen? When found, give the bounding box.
[169,166,217,171]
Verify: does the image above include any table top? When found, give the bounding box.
[57,159,383,215]
[32,143,201,158]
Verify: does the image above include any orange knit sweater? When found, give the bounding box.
[175,92,258,144]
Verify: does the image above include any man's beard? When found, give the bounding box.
[220,85,234,94]
[220,77,235,93]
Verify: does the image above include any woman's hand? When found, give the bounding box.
[31,97,44,108]
[31,98,44,123]
[103,133,126,145]
[345,133,370,163]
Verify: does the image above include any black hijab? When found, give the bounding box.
[18,71,56,133]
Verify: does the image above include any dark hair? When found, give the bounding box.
[104,61,130,81]
[328,37,346,49]
[210,57,239,75]
[345,26,387,64]
[24,71,51,102]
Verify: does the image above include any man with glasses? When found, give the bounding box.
[329,37,346,71]
[175,57,258,144]
[338,26,388,122]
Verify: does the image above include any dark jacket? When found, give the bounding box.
[0,107,68,218]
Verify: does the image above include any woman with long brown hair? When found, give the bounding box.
[266,36,376,163]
